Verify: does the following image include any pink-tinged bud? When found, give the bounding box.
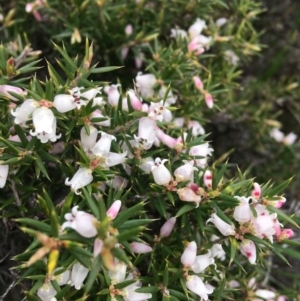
[121,46,129,60]
[240,239,256,264]
[125,24,133,36]
[8,135,21,142]
[0,165,9,188]
[160,217,176,238]
[107,200,122,220]
[206,213,235,236]
[204,93,213,109]
[188,38,205,56]
[174,160,195,182]
[251,182,261,199]
[193,76,203,90]
[265,196,286,208]
[93,238,104,257]
[49,141,65,155]
[0,85,26,101]
[25,3,34,13]
[203,170,212,189]
[177,187,201,205]
[33,10,42,22]
[181,241,197,267]
[127,89,143,111]
[278,229,294,241]
[156,128,177,149]
[131,242,153,253]
[277,296,286,301]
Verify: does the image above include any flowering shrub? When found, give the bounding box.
[0,1,299,300]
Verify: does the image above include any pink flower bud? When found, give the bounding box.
[156,128,177,149]
[189,183,200,193]
[177,187,201,205]
[131,242,153,253]
[181,241,197,267]
[125,24,133,36]
[127,89,143,111]
[49,141,65,155]
[93,238,103,257]
[106,200,122,220]
[251,182,261,199]
[240,239,256,264]
[0,85,26,101]
[203,170,212,189]
[265,196,286,208]
[160,217,176,238]
[204,93,213,109]
[193,76,203,90]
[278,229,294,240]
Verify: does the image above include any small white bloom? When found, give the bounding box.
[104,84,121,107]
[215,17,227,27]
[11,99,37,125]
[37,282,57,301]
[174,160,196,182]
[255,289,276,299]
[191,250,215,273]
[224,50,239,66]
[158,86,177,105]
[135,72,156,99]
[55,269,71,286]
[151,158,171,185]
[188,18,207,39]
[233,196,252,223]
[70,263,89,290]
[62,205,97,238]
[240,239,256,264]
[181,241,197,267]
[186,275,214,301]
[0,165,9,188]
[135,117,156,150]
[189,142,214,167]
[170,27,188,39]
[283,132,297,145]
[206,213,235,236]
[108,259,127,284]
[30,107,55,136]
[92,132,116,157]
[80,126,98,152]
[65,167,93,195]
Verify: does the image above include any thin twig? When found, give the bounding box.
[14,46,32,69]
[0,280,16,301]
[9,178,24,217]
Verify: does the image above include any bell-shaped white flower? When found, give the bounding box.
[148,100,171,122]
[37,282,57,301]
[151,158,171,185]
[65,167,93,195]
[107,200,122,220]
[80,87,103,106]
[188,18,207,39]
[53,94,76,113]
[33,117,61,143]
[11,98,37,125]
[92,132,116,157]
[240,239,256,264]
[189,142,214,168]
[181,241,197,267]
[158,86,177,105]
[30,107,55,136]
[62,205,97,238]
[188,120,205,136]
[135,72,156,99]
[80,126,98,152]
[186,275,214,301]
[70,262,89,290]
[90,109,111,127]
[207,213,235,236]
[255,289,276,299]
[108,259,127,284]
[105,151,127,168]
[191,250,215,273]
[0,165,9,188]
[55,268,71,286]
[140,157,154,173]
[233,196,252,223]
[135,117,156,150]
[104,84,121,107]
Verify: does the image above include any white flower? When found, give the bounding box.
[134,117,156,150]
[108,259,127,284]
[70,262,89,290]
[131,242,153,253]
[191,250,215,273]
[206,213,235,236]
[104,84,121,107]
[177,187,201,205]
[150,158,171,185]
[283,132,297,145]
[174,160,196,182]
[255,289,276,299]
[92,132,116,157]
[186,275,214,301]
[135,72,156,99]
[188,18,207,39]
[140,157,154,173]
[0,165,9,188]
[189,142,214,167]
[224,50,239,66]
[240,239,256,264]
[160,217,176,238]
[55,269,71,286]
[148,100,171,122]
[37,282,57,301]
[30,107,55,136]
[233,196,252,223]
[32,117,61,143]
[188,120,205,136]
[158,86,177,105]
[170,27,188,39]
[80,126,98,152]
[65,167,93,195]
[62,205,97,238]
[181,241,197,267]
[215,17,227,27]
[11,99,38,125]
